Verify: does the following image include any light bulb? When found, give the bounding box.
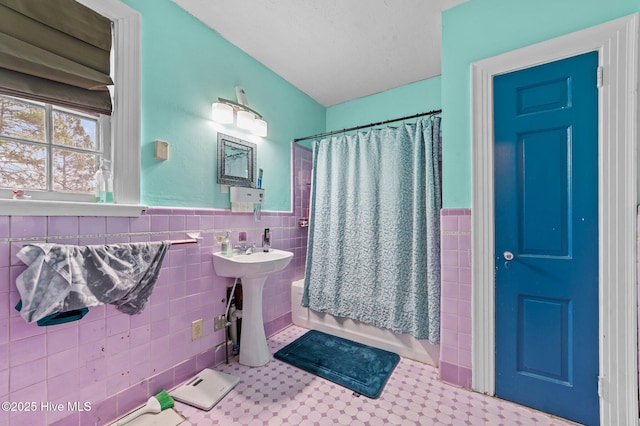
[252,118,268,137]
[211,102,233,123]
[236,110,255,130]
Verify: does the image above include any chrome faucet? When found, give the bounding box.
[234,242,257,254]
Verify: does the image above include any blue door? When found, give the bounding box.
[494,52,599,425]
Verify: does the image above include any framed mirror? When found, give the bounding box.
[217,133,257,187]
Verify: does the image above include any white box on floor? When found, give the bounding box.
[170,369,239,411]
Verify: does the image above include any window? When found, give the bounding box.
[0,95,109,202]
[0,0,143,216]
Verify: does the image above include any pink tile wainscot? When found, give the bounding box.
[439,208,472,388]
[0,143,314,426]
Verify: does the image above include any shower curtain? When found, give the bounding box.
[302,116,441,343]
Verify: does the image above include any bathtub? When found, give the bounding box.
[291,279,439,366]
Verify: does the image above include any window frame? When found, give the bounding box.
[0,0,144,217]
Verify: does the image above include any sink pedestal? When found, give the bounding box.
[212,249,293,368]
[239,276,270,367]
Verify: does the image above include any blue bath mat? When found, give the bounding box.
[274,330,400,398]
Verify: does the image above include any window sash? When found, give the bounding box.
[0,95,107,202]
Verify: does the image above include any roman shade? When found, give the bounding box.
[0,0,113,115]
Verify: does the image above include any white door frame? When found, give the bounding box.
[471,13,639,425]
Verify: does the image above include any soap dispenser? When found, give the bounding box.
[102,159,113,203]
[221,231,233,257]
[93,164,104,202]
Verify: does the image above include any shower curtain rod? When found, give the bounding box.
[293,109,442,144]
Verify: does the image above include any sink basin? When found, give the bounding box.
[212,249,293,279]
[212,248,293,367]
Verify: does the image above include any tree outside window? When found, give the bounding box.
[0,95,102,197]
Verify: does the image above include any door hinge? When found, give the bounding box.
[598,375,604,398]
[597,66,604,88]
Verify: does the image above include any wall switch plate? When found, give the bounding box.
[155,139,169,160]
[214,315,226,332]
[191,319,203,340]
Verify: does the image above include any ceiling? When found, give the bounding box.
[172,0,467,107]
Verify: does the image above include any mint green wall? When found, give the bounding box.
[122,0,325,210]
[122,0,638,210]
[441,0,639,208]
[326,77,441,136]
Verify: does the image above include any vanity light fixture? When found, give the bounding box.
[211,87,268,137]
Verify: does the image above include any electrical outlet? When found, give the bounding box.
[191,319,203,340]
[214,315,226,331]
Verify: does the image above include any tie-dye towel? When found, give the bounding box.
[15,241,170,323]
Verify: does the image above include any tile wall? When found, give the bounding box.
[0,145,312,426]
[438,208,472,388]
[293,143,312,230]
[439,208,640,397]
[291,142,312,281]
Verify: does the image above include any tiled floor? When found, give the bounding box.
[173,325,576,425]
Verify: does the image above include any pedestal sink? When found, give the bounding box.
[212,249,293,367]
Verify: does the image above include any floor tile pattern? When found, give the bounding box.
[173,326,576,426]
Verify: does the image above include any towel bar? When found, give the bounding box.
[170,232,202,246]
